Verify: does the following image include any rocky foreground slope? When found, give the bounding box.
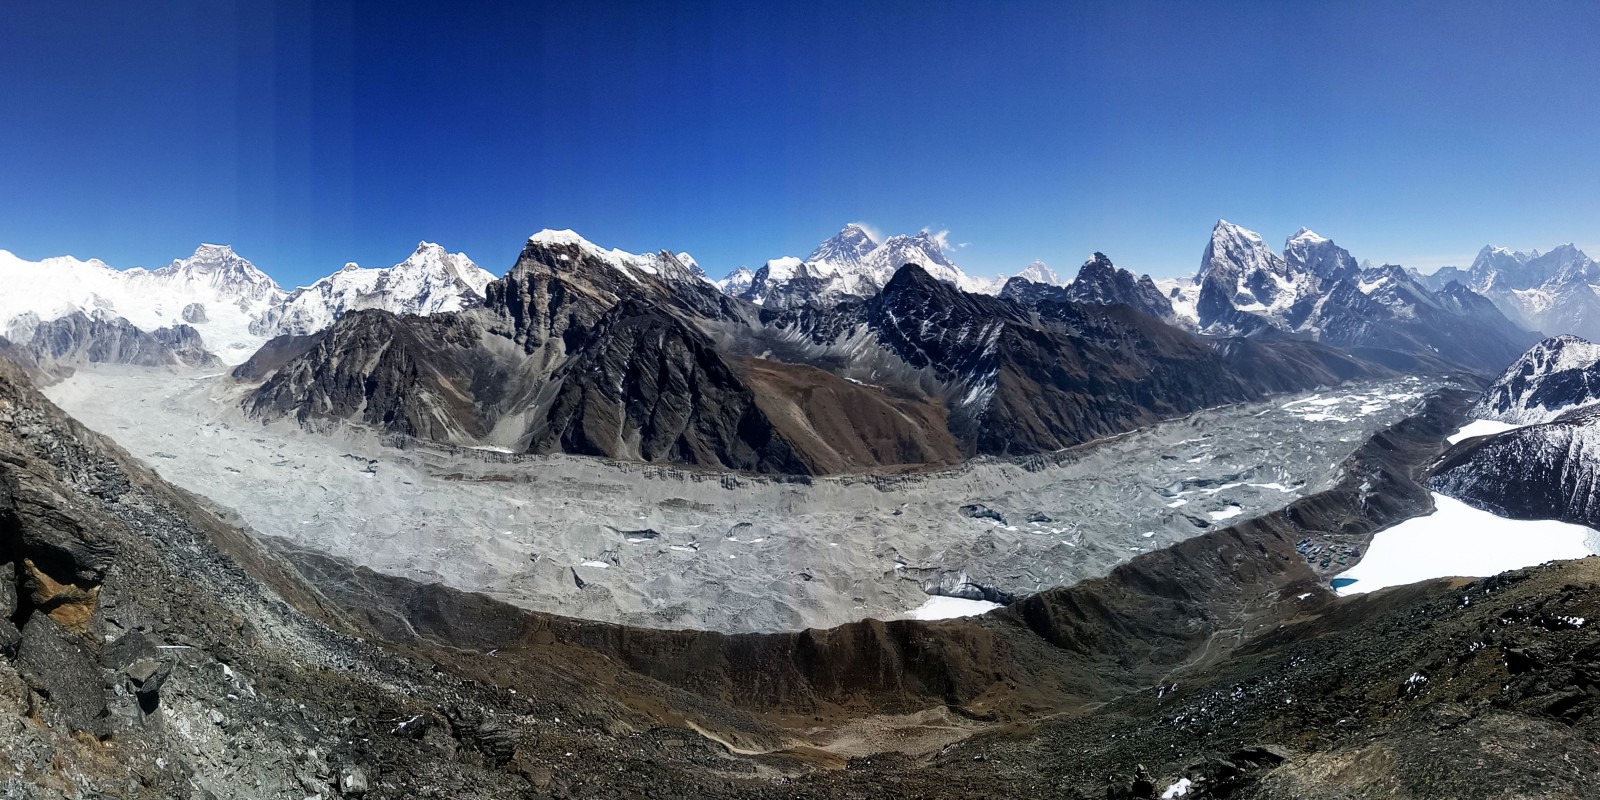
[5,350,1600,797]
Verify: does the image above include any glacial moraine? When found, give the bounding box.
[49,366,1447,632]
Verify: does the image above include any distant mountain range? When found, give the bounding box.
[0,219,1575,474]
[1417,243,1600,342]
[0,242,493,365]
[234,228,1389,474]
[1140,220,1535,373]
[714,224,1049,307]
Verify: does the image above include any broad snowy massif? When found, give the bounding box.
[0,241,493,364]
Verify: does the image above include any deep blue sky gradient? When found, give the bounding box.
[2,0,1597,286]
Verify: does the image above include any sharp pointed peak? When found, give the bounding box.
[1211,219,1266,242]
[838,222,879,244]
[1287,227,1329,245]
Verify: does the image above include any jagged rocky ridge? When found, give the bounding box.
[1470,334,1600,423]
[11,349,1600,797]
[240,232,964,474]
[716,224,1008,308]
[1422,243,1600,341]
[1001,252,1175,321]
[760,262,1386,458]
[239,227,1396,473]
[1,310,219,372]
[1143,221,1538,373]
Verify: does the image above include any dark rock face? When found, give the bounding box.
[1059,252,1175,320]
[528,301,809,473]
[849,265,1386,457]
[483,237,741,358]
[243,310,498,441]
[243,241,959,474]
[1430,405,1600,527]
[181,302,209,324]
[1470,335,1600,423]
[11,311,219,369]
[16,613,109,736]
[995,275,1060,306]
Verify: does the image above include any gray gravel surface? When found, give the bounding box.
[48,367,1438,632]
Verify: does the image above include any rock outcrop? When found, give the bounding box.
[7,310,219,369]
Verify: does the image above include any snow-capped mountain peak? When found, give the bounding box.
[1287,227,1329,246]
[720,224,994,308]
[268,243,494,338]
[523,229,704,285]
[806,223,880,268]
[393,241,492,291]
[1283,227,1359,281]
[715,266,756,296]
[153,244,284,301]
[1016,260,1064,286]
[1200,220,1288,283]
[1472,335,1600,424]
[1196,219,1300,326]
[528,228,595,248]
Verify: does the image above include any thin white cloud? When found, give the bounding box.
[921,227,954,252]
[848,221,885,245]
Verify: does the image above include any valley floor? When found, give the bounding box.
[50,366,1437,632]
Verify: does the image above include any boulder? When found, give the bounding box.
[16,612,109,736]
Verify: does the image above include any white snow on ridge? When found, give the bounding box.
[1333,493,1598,596]
[271,242,494,337]
[1,239,498,365]
[0,244,286,364]
[1472,335,1600,424]
[905,595,1002,620]
[1153,277,1200,327]
[1447,419,1522,444]
[717,224,1023,308]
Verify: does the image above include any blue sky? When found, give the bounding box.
[2,0,1597,286]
